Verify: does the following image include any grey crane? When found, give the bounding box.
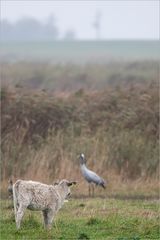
[79,153,106,196]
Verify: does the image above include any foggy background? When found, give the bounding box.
[1,0,159,41]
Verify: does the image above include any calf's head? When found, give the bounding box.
[58,179,77,198]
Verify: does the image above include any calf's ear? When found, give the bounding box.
[53,180,60,186]
[67,181,77,186]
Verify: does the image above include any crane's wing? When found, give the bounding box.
[85,168,106,188]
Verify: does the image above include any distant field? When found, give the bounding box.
[1,198,159,240]
[1,60,158,91]
[0,40,160,63]
[1,82,159,193]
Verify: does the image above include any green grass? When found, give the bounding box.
[0,198,159,240]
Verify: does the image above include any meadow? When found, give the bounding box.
[0,197,159,240]
[1,59,159,239]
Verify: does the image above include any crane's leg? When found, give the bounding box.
[91,184,94,197]
[88,184,91,197]
[88,183,95,197]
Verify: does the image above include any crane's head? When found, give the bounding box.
[79,153,86,164]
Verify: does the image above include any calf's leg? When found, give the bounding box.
[45,209,55,230]
[42,209,49,228]
[16,204,26,230]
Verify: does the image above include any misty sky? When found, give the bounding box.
[1,0,159,40]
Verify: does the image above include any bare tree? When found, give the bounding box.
[64,29,76,40]
[93,10,102,40]
[44,14,59,40]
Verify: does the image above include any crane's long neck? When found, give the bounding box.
[80,163,88,172]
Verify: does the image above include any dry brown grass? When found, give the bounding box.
[1,81,159,197]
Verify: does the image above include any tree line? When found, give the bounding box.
[1,15,76,41]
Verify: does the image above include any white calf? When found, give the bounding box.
[13,179,76,229]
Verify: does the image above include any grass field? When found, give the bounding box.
[0,197,159,240]
[1,41,160,63]
[1,50,159,240]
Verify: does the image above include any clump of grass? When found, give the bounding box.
[23,214,41,229]
[79,203,85,207]
[117,237,140,240]
[87,217,100,226]
[3,214,15,224]
[78,232,90,240]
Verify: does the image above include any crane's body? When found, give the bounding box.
[79,153,106,195]
[80,164,105,188]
